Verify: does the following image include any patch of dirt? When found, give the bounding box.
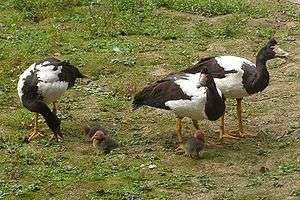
[282,63,300,77]
[288,0,300,5]
[150,64,170,77]
[137,51,164,65]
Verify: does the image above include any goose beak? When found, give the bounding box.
[198,74,208,88]
[274,46,289,59]
[80,74,88,78]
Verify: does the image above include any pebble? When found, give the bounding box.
[148,164,157,169]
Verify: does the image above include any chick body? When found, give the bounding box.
[186,130,205,159]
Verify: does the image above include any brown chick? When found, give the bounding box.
[185,130,205,159]
[83,124,108,142]
[91,130,118,154]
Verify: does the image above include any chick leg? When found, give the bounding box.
[28,113,45,141]
[231,98,257,137]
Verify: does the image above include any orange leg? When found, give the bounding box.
[175,118,185,149]
[215,103,237,140]
[192,120,199,130]
[230,98,257,137]
[28,113,45,141]
[219,114,238,139]
[53,101,57,114]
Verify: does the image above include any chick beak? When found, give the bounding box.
[274,46,289,59]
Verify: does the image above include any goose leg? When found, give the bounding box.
[28,113,45,141]
[175,118,184,149]
[219,114,238,139]
[52,101,57,114]
[49,133,63,142]
[192,120,199,130]
[231,98,257,137]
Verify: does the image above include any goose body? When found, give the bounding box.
[183,55,270,99]
[134,72,225,121]
[17,58,85,141]
[213,56,256,98]
[133,68,225,145]
[163,73,223,120]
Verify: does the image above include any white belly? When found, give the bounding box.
[165,97,207,120]
[37,81,68,104]
[165,84,208,120]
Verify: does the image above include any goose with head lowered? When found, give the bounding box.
[133,67,225,148]
[17,58,85,141]
[181,39,289,139]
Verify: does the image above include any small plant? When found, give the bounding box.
[153,0,265,17]
[194,15,248,39]
[256,27,276,39]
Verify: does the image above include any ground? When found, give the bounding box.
[0,0,299,199]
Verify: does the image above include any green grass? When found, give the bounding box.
[193,15,249,39]
[1,0,300,199]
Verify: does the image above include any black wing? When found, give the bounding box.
[133,78,191,110]
[182,57,237,78]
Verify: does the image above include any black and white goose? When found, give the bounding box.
[17,58,85,141]
[133,68,225,147]
[180,39,289,139]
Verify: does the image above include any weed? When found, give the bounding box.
[193,15,248,39]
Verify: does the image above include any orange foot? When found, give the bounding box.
[215,130,239,140]
[206,140,223,148]
[28,130,46,141]
[230,129,257,137]
[49,133,63,142]
[175,142,185,151]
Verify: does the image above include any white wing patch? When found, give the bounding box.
[17,62,69,104]
[215,56,255,71]
[36,63,62,83]
[165,73,208,120]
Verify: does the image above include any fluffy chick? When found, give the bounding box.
[83,124,108,142]
[185,130,205,159]
[91,130,118,154]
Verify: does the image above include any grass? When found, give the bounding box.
[1,0,300,199]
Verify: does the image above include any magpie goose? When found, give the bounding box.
[133,68,225,147]
[180,39,289,139]
[17,58,85,141]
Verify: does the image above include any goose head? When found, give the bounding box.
[263,39,289,60]
[197,67,214,88]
